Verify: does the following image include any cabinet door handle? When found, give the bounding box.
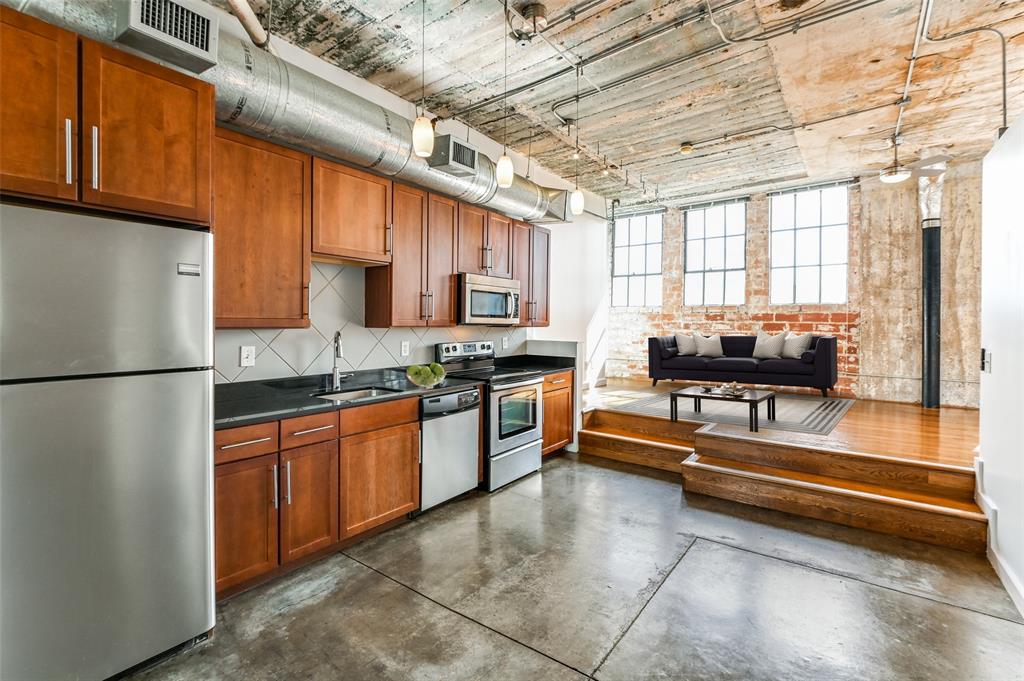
[290,424,334,437]
[219,436,272,450]
[285,460,293,505]
[421,292,428,319]
[64,118,73,184]
[272,464,279,509]
[550,378,567,385]
[487,246,494,269]
[428,291,435,320]
[480,246,488,271]
[90,126,99,190]
[385,223,393,254]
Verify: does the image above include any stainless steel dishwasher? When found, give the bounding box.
[420,387,481,511]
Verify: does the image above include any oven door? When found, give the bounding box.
[489,378,543,455]
[461,275,520,325]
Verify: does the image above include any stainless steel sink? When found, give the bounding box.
[313,387,402,402]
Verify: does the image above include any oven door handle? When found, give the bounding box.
[491,377,543,391]
[491,440,541,461]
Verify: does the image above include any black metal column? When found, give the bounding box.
[922,218,941,408]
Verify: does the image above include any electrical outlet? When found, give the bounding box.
[401,340,410,357]
[239,346,256,367]
[502,336,509,349]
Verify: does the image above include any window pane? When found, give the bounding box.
[771,194,794,230]
[705,237,725,270]
[821,186,848,225]
[771,231,794,267]
[629,217,646,245]
[614,220,628,247]
[684,272,704,306]
[686,239,704,271]
[646,243,662,273]
[771,268,794,304]
[795,228,820,266]
[795,265,820,303]
[612,277,627,306]
[614,246,628,275]
[686,210,704,239]
[821,264,847,303]
[821,225,848,265]
[724,270,745,305]
[725,203,745,235]
[628,276,645,306]
[629,245,645,274]
[704,271,724,306]
[645,275,662,306]
[647,213,663,242]
[725,235,744,270]
[795,189,821,228]
[705,205,725,237]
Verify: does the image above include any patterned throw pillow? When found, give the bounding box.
[693,333,724,358]
[782,331,813,359]
[753,329,786,359]
[674,333,698,356]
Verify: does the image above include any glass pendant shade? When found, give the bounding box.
[570,188,585,215]
[496,154,514,188]
[412,116,434,157]
[879,165,911,184]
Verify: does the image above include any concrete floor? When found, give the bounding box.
[130,455,1023,681]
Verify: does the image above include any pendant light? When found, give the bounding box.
[495,0,514,189]
[569,66,584,215]
[879,134,911,184]
[412,0,434,158]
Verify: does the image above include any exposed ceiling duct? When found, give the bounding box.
[6,0,569,223]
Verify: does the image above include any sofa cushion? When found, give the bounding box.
[753,329,786,359]
[759,358,815,375]
[800,350,816,364]
[662,355,709,370]
[721,335,756,357]
[706,357,759,372]
[782,332,813,359]
[694,333,725,358]
[655,336,677,360]
[674,333,698,356]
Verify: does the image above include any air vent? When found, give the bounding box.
[426,135,479,178]
[115,0,219,73]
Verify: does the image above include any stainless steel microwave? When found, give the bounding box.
[460,273,521,325]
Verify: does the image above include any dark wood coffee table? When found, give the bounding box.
[669,386,776,432]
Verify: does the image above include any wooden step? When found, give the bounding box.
[578,424,695,473]
[583,408,701,445]
[681,454,987,553]
[694,424,976,503]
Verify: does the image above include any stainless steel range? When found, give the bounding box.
[436,341,543,491]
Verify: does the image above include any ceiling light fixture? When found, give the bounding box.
[879,134,911,183]
[412,0,434,157]
[495,0,515,189]
[679,142,694,155]
[570,66,584,215]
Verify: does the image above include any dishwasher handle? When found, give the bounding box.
[421,403,480,421]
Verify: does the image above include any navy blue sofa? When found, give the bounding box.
[648,335,838,397]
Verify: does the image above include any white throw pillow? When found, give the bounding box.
[782,331,813,359]
[753,329,786,359]
[692,333,724,358]
[674,333,697,356]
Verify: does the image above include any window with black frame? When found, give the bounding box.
[611,212,663,307]
[769,184,849,304]
[683,201,746,306]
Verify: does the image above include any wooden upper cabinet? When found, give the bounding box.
[486,211,513,279]
[530,225,551,326]
[366,183,427,327]
[426,193,458,326]
[214,128,311,328]
[279,440,339,564]
[80,39,213,223]
[512,221,532,326]
[215,453,279,593]
[340,422,420,539]
[0,8,78,201]
[313,158,392,263]
[457,202,488,275]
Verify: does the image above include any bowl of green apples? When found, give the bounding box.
[406,362,446,388]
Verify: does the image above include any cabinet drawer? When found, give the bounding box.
[280,410,339,450]
[215,421,279,465]
[543,370,573,393]
[339,397,419,437]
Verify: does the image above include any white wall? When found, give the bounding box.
[978,116,1024,616]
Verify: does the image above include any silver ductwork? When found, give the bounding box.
[8,0,568,223]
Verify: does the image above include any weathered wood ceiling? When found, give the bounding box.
[207,0,1024,208]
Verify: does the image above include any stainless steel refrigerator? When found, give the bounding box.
[0,204,215,680]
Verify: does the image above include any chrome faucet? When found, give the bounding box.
[332,331,353,390]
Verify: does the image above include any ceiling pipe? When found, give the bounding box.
[3,0,567,223]
[225,0,276,55]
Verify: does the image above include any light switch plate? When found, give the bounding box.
[240,346,256,367]
[502,336,509,349]
[401,341,410,357]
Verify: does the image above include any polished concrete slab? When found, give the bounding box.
[130,454,1022,680]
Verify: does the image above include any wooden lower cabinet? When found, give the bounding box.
[542,374,574,456]
[340,422,421,538]
[280,440,339,563]
[214,453,279,593]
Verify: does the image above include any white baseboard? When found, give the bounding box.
[988,543,1024,619]
[974,457,1024,618]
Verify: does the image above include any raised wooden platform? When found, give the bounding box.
[579,384,985,553]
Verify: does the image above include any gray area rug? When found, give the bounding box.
[615,392,855,435]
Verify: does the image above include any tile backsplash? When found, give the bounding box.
[214,262,528,383]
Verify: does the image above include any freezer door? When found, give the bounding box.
[0,370,215,681]
[0,204,212,380]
